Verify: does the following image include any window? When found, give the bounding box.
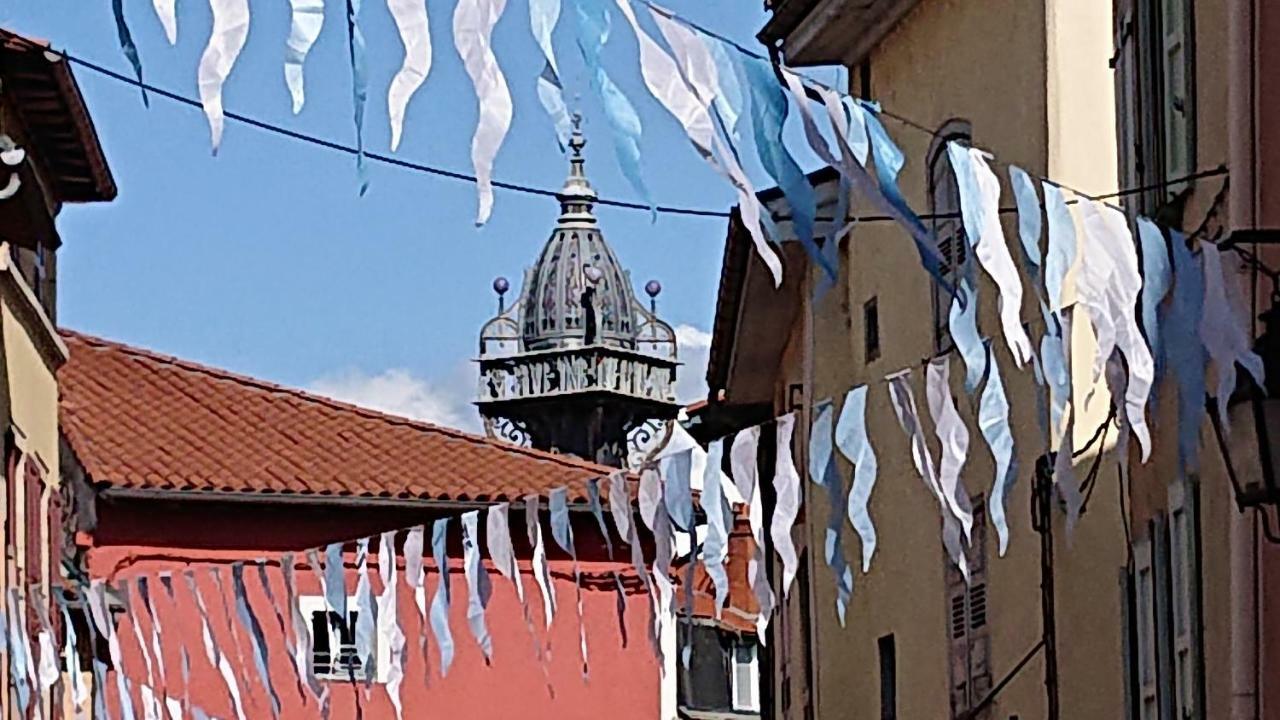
[864,297,880,362]
[925,120,972,353]
[1114,0,1195,216]
[945,494,990,716]
[1134,539,1158,720]
[1168,481,1198,718]
[299,596,377,682]
[878,634,896,720]
[731,638,760,712]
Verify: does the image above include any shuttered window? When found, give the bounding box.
[300,596,369,681]
[945,495,990,716]
[1168,479,1203,719]
[1134,538,1158,720]
[925,120,972,354]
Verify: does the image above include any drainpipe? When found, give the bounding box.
[1229,504,1258,720]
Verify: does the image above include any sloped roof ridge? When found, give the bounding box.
[59,329,616,477]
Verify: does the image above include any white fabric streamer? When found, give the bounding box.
[284,0,324,113]
[89,581,140,720]
[638,466,662,531]
[925,357,975,541]
[1077,200,1155,460]
[198,0,250,153]
[453,0,512,225]
[746,455,776,640]
[378,531,407,720]
[887,371,969,581]
[387,0,432,150]
[1200,243,1267,430]
[486,502,524,601]
[834,386,878,572]
[153,0,178,43]
[962,147,1035,367]
[461,511,494,662]
[525,494,557,630]
[770,412,802,598]
[702,438,732,617]
[121,581,162,720]
[619,1,782,286]
[183,573,246,720]
[729,425,760,508]
[354,538,378,681]
[607,470,633,544]
[401,526,430,679]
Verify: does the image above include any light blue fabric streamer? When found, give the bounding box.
[549,486,590,677]
[231,563,281,714]
[809,399,853,625]
[834,385,878,573]
[1137,217,1173,380]
[861,102,955,299]
[707,40,745,150]
[460,512,493,662]
[978,342,1018,556]
[944,146,986,392]
[537,63,574,151]
[6,590,30,717]
[323,542,348,632]
[1164,231,1207,476]
[701,439,732,616]
[112,0,149,106]
[1042,183,1078,314]
[429,518,455,676]
[740,58,832,286]
[573,0,652,215]
[1009,167,1054,327]
[1041,328,1071,436]
[346,0,370,194]
[353,538,378,685]
[661,449,694,532]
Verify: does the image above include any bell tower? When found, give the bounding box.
[476,119,679,467]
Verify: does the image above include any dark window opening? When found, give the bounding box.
[878,633,896,720]
[864,297,880,362]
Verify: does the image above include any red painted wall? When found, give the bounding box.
[81,497,660,720]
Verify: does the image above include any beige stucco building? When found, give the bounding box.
[701,0,1280,718]
[0,29,115,719]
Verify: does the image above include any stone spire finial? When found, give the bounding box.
[558,113,596,221]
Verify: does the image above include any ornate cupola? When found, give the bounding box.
[476,119,679,467]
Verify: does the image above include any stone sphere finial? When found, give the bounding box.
[644,280,662,298]
[493,276,510,296]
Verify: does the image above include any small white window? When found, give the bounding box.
[731,638,760,712]
[299,595,387,683]
[1134,540,1158,720]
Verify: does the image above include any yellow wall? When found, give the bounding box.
[758,1,1143,718]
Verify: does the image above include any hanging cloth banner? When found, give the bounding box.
[152,0,178,44]
[1078,200,1155,460]
[701,438,732,618]
[183,571,246,720]
[607,471,632,551]
[7,588,33,718]
[1052,308,1082,515]
[118,579,162,720]
[1008,167,1053,324]
[281,554,325,703]
[529,0,572,149]
[231,564,281,716]
[707,39,746,151]
[112,0,148,106]
[638,467,662,532]
[619,1,783,287]
[976,342,1020,553]
[834,385,878,572]
[210,568,255,704]
[957,146,1035,367]
[253,561,300,698]
[941,147,986,393]
[1200,242,1267,431]
[197,0,250,154]
[730,425,760,505]
[158,574,195,720]
[649,501,675,671]
[887,371,969,580]
[321,543,349,635]
[354,538,379,686]
[486,503,523,599]
[454,0,513,224]
[771,412,803,598]
[586,478,615,558]
[387,0,433,150]
[808,400,853,625]
[284,0,325,113]
[740,58,825,284]
[401,526,431,682]
[1165,233,1208,475]
[549,487,589,678]
[660,449,695,532]
[54,589,89,708]
[525,494,557,632]
[460,511,495,663]
[88,581,138,720]
[346,0,371,193]
[1136,217,1173,383]
[377,531,407,720]
[1042,183,1079,315]
[134,579,170,707]
[429,518,456,676]
[925,357,976,541]
[29,586,60,694]
[573,0,652,215]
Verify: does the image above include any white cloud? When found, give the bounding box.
[307,367,482,433]
[673,324,712,405]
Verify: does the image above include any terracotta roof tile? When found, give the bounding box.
[59,331,614,503]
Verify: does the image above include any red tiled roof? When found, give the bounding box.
[58,331,614,503]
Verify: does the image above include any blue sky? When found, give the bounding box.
[6,0,830,430]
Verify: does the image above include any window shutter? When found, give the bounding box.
[1159,0,1195,187]
[1113,0,1142,214]
[1152,517,1175,720]
[1169,479,1204,718]
[310,610,331,676]
[1134,538,1158,720]
[1121,569,1139,720]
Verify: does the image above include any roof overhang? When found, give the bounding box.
[759,0,923,67]
[705,168,841,419]
[0,242,67,370]
[0,29,116,204]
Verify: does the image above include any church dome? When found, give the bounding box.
[479,120,674,356]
